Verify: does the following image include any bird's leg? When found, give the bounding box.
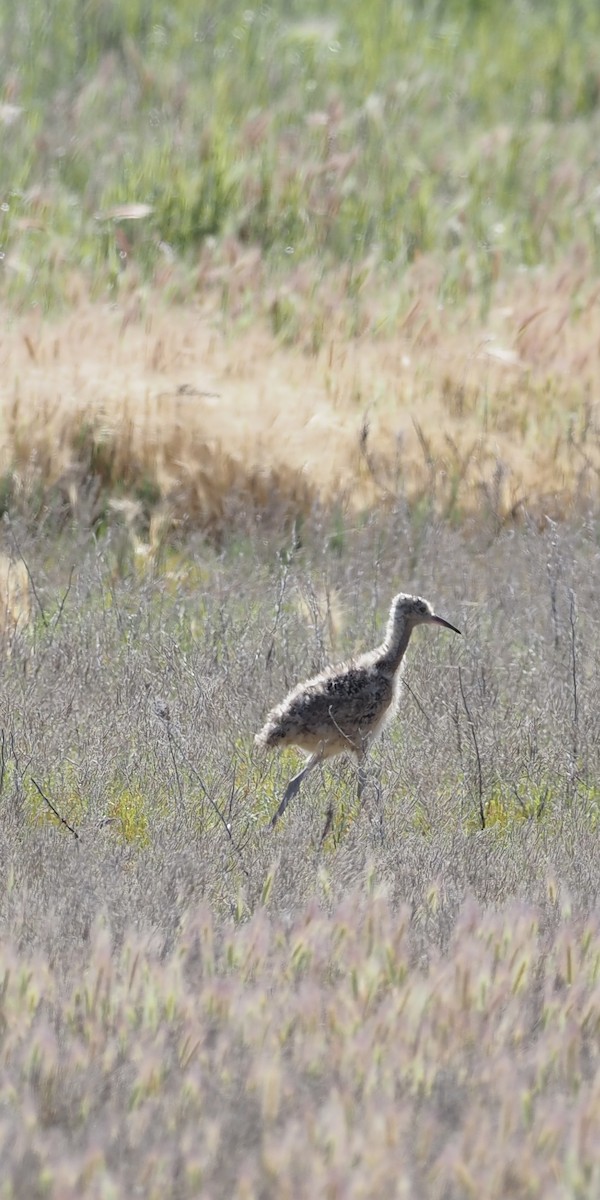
[356,750,384,840]
[321,752,366,847]
[319,800,335,847]
[357,760,368,804]
[376,778,385,842]
[356,739,370,805]
[270,753,321,828]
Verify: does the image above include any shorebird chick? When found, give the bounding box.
[256,593,461,832]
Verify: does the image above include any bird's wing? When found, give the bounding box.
[293,669,393,734]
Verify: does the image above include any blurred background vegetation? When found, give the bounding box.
[3,0,600,313]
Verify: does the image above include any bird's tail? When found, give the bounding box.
[254,720,283,749]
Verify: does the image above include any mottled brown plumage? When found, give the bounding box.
[256,593,461,831]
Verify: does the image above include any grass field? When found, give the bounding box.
[3,0,600,525]
[2,518,600,1196]
[5,273,600,538]
[3,0,600,1196]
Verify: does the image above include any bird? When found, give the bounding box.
[256,593,461,836]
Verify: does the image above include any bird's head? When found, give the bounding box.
[392,593,462,635]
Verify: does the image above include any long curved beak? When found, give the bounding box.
[430,613,462,635]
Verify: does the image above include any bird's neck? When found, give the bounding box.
[377,620,413,676]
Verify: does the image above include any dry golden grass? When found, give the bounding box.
[4,253,600,530]
[0,554,31,641]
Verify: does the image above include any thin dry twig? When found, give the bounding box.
[264,555,291,669]
[157,716,250,877]
[7,523,48,627]
[569,589,579,767]
[400,677,433,728]
[154,699,192,830]
[458,667,485,830]
[53,565,75,628]
[31,777,79,839]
